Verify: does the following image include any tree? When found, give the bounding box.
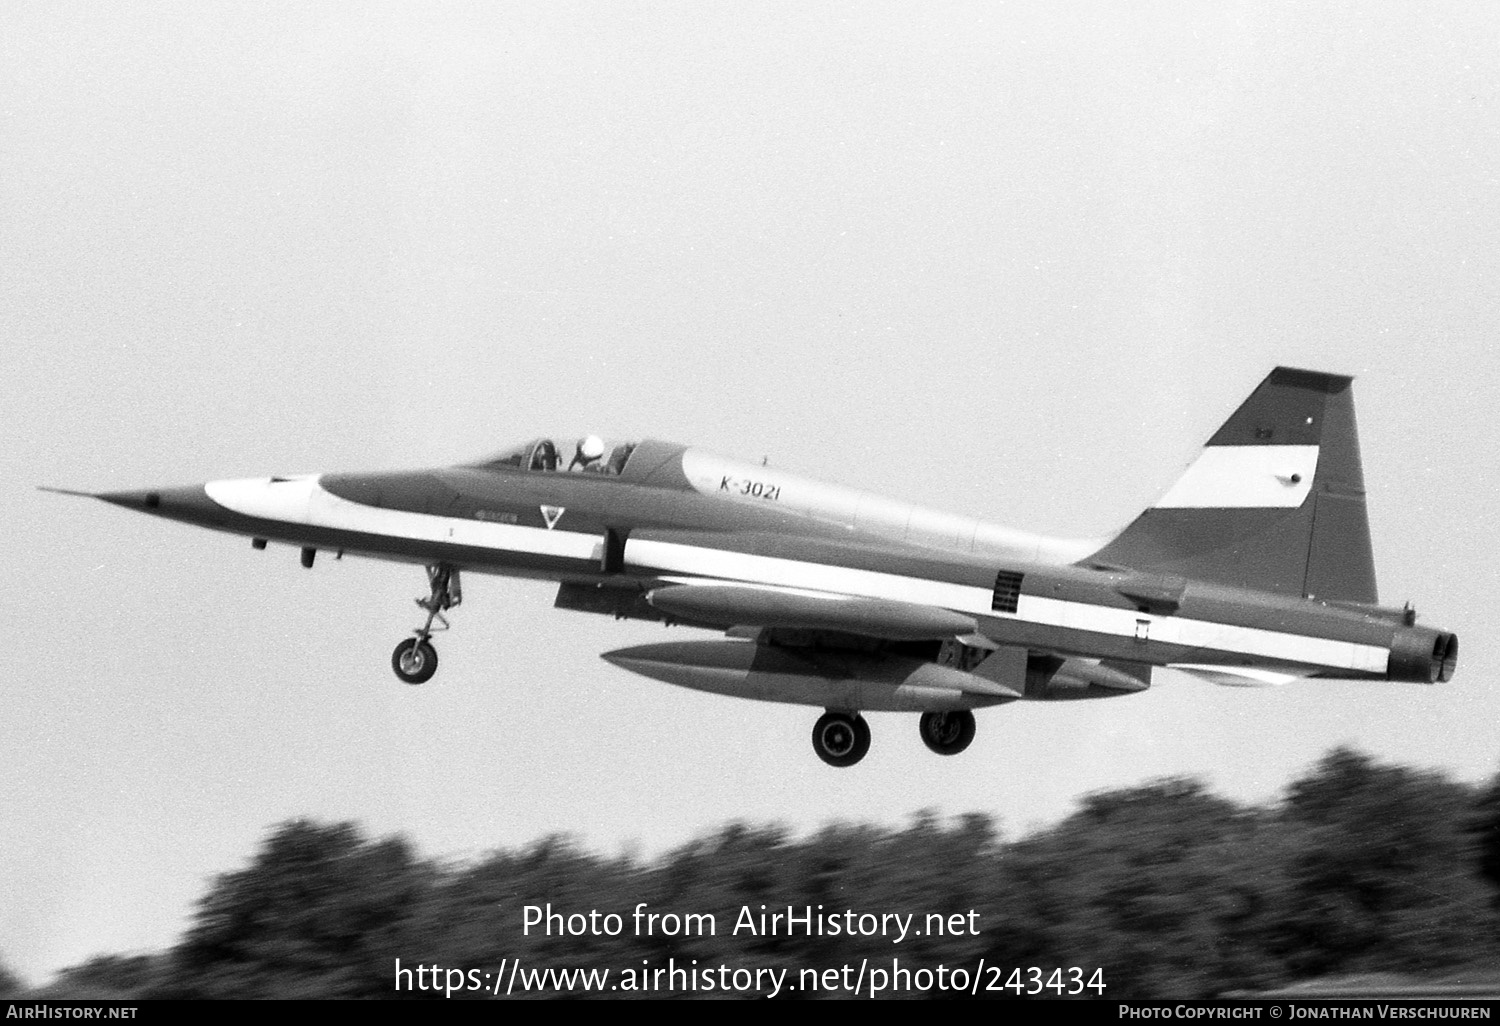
[984,778,1284,998]
[1471,772,1500,908]
[1274,748,1495,977]
[406,832,644,998]
[162,819,432,998]
[0,958,23,997]
[37,955,160,999]
[27,747,1498,1000]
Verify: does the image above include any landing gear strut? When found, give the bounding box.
[812,711,871,767]
[919,710,976,756]
[391,565,461,685]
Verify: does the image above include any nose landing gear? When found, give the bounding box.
[391,565,461,685]
[392,637,438,684]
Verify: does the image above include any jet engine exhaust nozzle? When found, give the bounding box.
[1386,627,1458,684]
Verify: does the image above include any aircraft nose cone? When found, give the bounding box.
[96,485,227,527]
[95,488,164,512]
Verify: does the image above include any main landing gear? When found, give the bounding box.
[919,710,976,756]
[812,711,871,767]
[809,709,980,766]
[391,565,461,685]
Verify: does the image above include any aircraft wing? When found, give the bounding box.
[597,577,1151,705]
[588,528,1166,704]
[612,526,1067,661]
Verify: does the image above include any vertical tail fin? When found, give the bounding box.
[1085,367,1377,603]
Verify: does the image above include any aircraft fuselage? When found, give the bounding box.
[63,368,1460,766]
[95,454,1452,687]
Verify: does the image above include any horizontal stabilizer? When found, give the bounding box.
[645,584,978,640]
[1170,664,1303,688]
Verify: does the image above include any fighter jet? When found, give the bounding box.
[45,367,1457,766]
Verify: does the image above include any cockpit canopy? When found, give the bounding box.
[477,437,638,476]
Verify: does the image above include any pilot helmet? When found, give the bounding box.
[577,435,605,462]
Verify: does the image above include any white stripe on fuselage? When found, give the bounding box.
[1154,445,1319,508]
[201,477,1387,676]
[204,476,600,561]
[628,539,1389,675]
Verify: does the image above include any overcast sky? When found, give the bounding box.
[3,1,1497,985]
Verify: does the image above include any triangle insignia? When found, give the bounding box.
[539,505,565,530]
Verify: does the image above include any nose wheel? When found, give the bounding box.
[392,638,438,684]
[391,565,461,685]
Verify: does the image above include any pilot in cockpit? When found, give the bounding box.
[528,439,559,472]
[568,435,606,472]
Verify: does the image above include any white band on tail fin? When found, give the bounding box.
[1085,367,1376,602]
[1154,445,1319,509]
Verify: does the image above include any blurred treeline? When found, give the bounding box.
[11,746,1500,1000]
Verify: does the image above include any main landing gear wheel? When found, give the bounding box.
[919,710,976,756]
[392,638,438,685]
[390,564,462,685]
[812,711,871,768]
